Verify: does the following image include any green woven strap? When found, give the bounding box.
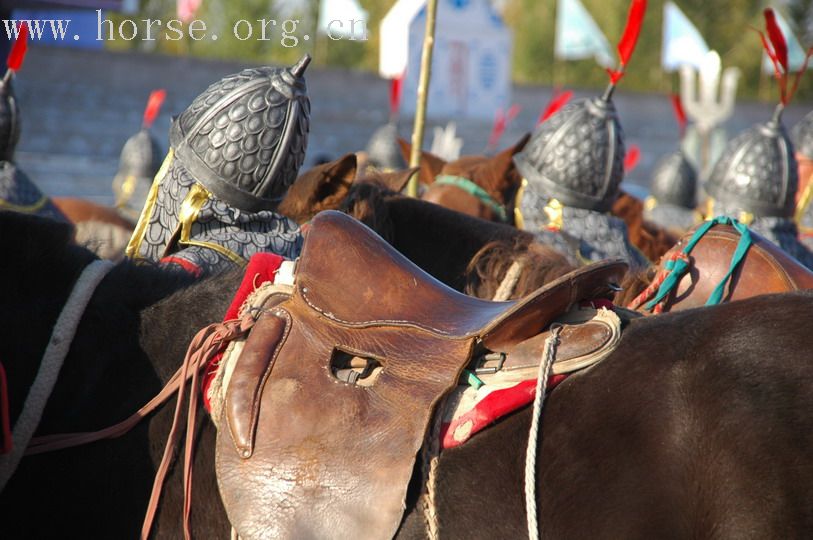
[645,216,753,309]
[434,175,508,222]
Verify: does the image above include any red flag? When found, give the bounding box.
[389,76,403,120]
[177,0,202,24]
[669,93,687,138]
[7,22,28,72]
[538,89,573,126]
[624,144,641,173]
[142,89,167,129]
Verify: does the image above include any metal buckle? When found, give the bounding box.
[474,352,506,375]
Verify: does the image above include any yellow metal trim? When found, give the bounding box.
[643,196,658,212]
[0,195,49,213]
[513,178,527,229]
[544,198,564,231]
[125,149,174,259]
[176,183,247,266]
[795,175,813,225]
[115,174,138,209]
[704,197,752,225]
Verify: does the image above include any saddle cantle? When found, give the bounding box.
[214,210,627,540]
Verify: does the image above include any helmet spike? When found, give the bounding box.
[290,54,312,78]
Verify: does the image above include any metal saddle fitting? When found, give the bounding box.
[468,305,623,385]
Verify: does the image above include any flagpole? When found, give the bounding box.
[407,0,439,198]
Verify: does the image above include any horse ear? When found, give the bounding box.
[279,153,357,223]
[397,137,446,185]
[485,133,531,188]
[371,167,420,193]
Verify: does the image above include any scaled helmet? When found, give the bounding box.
[706,110,797,219]
[169,55,311,212]
[649,151,697,209]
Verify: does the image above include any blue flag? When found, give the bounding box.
[554,0,614,68]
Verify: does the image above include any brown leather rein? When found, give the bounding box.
[24,311,258,539]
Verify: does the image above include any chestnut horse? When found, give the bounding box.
[398,138,678,263]
[7,211,813,537]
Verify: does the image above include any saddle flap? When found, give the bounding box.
[216,293,475,540]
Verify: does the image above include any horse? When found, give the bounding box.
[51,196,136,261]
[7,209,813,538]
[396,139,677,263]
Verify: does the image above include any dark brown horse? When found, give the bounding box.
[5,211,813,537]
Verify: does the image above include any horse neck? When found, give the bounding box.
[385,197,532,290]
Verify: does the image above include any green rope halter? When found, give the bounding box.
[434,175,509,222]
[644,216,753,310]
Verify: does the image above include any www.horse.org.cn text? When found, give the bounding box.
[3,11,370,47]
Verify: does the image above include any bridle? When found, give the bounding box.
[433,174,509,223]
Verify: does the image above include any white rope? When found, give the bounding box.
[0,259,115,492]
[524,326,561,540]
[493,258,525,301]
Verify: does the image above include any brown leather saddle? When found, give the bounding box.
[214,210,627,539]
[641,224,813,312]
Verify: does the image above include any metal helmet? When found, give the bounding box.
[792,109,813,158]
[649,151,697,209]
[112,128,163,218]
[365,122,406,171]
[0,79,21,162]
[706,111,797,219]
[169,55,311,213]
[513,94,625,213]
[0,161,67,222]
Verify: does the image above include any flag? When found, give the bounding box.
[554,0,614,68]
[761,9,807,74]
[318,0,368,39]
[661,1,709,72]
[177,0,202,23]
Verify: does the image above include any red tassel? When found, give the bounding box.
[389,75,403,120]
[488,104,521,149]
[617,0,647,67]
[624,144,640,173]
[7,22,28,72]
[764,8,788,74]
[538,89,573,125]
[142,89,166,129]
[669,93,687,138]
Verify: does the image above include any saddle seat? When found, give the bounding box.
[297,211,628,350]
[214,211,628,540]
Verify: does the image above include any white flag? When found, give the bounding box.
[661,1,709,72]
[762,9,807,74]
[554,0,614,68]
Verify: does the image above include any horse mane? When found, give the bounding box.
[337,179,399,244]
[464,238,576,300]
[613,266,656,308]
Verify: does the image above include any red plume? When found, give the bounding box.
[487,104,521,150]
[389,75,403,121]
[537,89,573,126]
[609,0,647,84]
[7,22,28,73]
[755,8,813,106]
[764,8,788,74]
[669,93,687,138]
[142,89,166,129]
[624,144,640,173]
